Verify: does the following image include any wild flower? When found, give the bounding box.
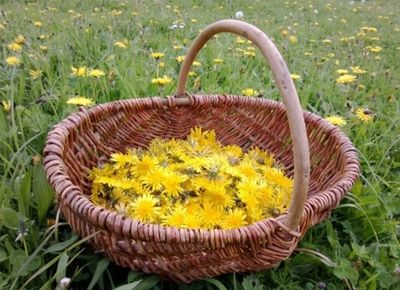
[213,58,223,64]
[71,66,87,77]
[89,128,293,229]
[6,56,21,66]
[355,108,373,123]
[151,76,172,86]
[241,88,258,97]
[7,42,22,52]
[290,74,301,80]
[151,52,165,59]
[88,69,105,78]
[325,115,347,126]
[66,96,94,106]
[336,74,357,84]
[29,69,42,80]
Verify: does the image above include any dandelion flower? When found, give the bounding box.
[29,69,42,80]
[192,61,201,67]
[151,52,165,59]
[176,55,185,63]
[336,74,357,85]
[151,76,172,86]
[289,35,298,44]
[350,66,367,74]
[14,34,26,45]
[336,69,349,75]
[88,69,105,78]
[66,96,94,106]
[243,51,256,57]
[241,88,258,97]
[322,39,332,44]
[235,11,244,19]
[129,194,160,223]
[162,205,187,227]
[1,100,11,113]
[114,41,127,49]
[5,56,21,66]
[236,37,245,44]
[34,21,42,27]
[367,46,382,53]
[39,45,48,52]
[290,74,301,80]
[355,108,373,123]
[325,115,347,126]
[221,209,247,229]
[213,58,223,64]
[71,66,87,77]
[7,42,22,52]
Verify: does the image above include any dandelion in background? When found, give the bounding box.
[88,69,105,78]
[30,69,42,80]
[151,76,172,86]
[192,61,201,67]
[7,42,22,52]
[355,108,373,123]
[235,11,244,19]
[366,45,382,53]
[114,41,127,49]
[150,52,165,60]
[213,58,223,64]
[1,100,11,113]
[290,74,301,81]
[325,115,347,126]
[336,69,349,75]
[71,66,87,77]
[176,55,185,63]
[34,21,42,27]
[14,34,26,45]
[242,88,258,97]
[350,66,367,74]
[336,74,357,85]
[6,56,21,66]
[289,35,298,44]
[67,96,94,106]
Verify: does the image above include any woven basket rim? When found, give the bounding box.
[44,94,360,243]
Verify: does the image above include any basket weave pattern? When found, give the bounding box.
[44,95,359,282]
[44,20,359,283]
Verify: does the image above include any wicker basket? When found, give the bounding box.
[44,20,360,283]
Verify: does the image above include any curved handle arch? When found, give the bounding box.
[176,20,310,230]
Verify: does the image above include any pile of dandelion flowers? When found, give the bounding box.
[89,127,294,230]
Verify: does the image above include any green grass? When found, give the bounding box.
[0,0,399,289]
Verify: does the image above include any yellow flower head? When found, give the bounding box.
[129,194,160,223]
[367,46,382,53]
[221,209,247,229]
[325,115,347,126]
[6,56,21,66]
[336,69,349,75]
[355,108,373,123]
[290,74,301,80]
[88,69,105,78]
[114,41,127,49]
[30,69,42,80]
[241,88,258,97]
[1,100,11,113]
[66,96,94,106]
[71,66,87,77]
[14,34,26,45]
[289,35,298,44]
[350,66,367,74]
[7,42,22,52]
[213,58,223,64]
[176,55,185,63]
[34,21,42,27]
[151,76,172,86]
[336,74,357,85]
[151,52,165,59]
[192,61,201,67]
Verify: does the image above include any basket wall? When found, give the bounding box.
[44,95,359,283]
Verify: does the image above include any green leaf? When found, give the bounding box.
[130,275,160,290]
[87,258,110,290]
[0,249,7,263]
[45,234,79,253]
[55,253,69,282]
[113,280,142,290]
[15,170,32,217]
[333,258,359,286]
[33,165,54,221]
[203,278,228,290]
[0,207,19,229]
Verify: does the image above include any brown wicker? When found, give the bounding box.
[43,20,359,283]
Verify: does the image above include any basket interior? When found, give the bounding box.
[56,96,347,202]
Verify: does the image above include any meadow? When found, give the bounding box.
[0,0,399,289]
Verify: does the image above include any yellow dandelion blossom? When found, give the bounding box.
[336,69,349,75]
[241,88,258,97]
[367,46,382,53]
[71,66,87,77]
[29,69,42,80]
[141,167,169,191]
[336,74,357,85]
[213,58,223,64]
[131,155,159,177]
[1,100,11,113]
[236,37,245,44]
[355,108,373,123]
[88,69,105,78]
[192,61,201,67]
[114,41,127,49]
[14,34,26,45]
[322,39,332,44]
[34,21,42,27]
[173,45,183,50]
[5,56,21,66]
[204,183,235,208]
[289,35,298,44]
[151,76,172,86]
[176,55,185,63]
[162,173,186,198]
[199,204,223,229]
[151,52,165,59]
[361,26,377,33]
[325,115,347,126]
[243,51,256,57]
[350,66,367,74]
[7,42,22,52]
[162,205,187,228]
[290,74,301,80]
[129,194,160,223]
[221,209,247,229]
[66,96,94,106]
[39,45,48,52]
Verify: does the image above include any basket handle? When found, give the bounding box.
[175,19,310,231]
